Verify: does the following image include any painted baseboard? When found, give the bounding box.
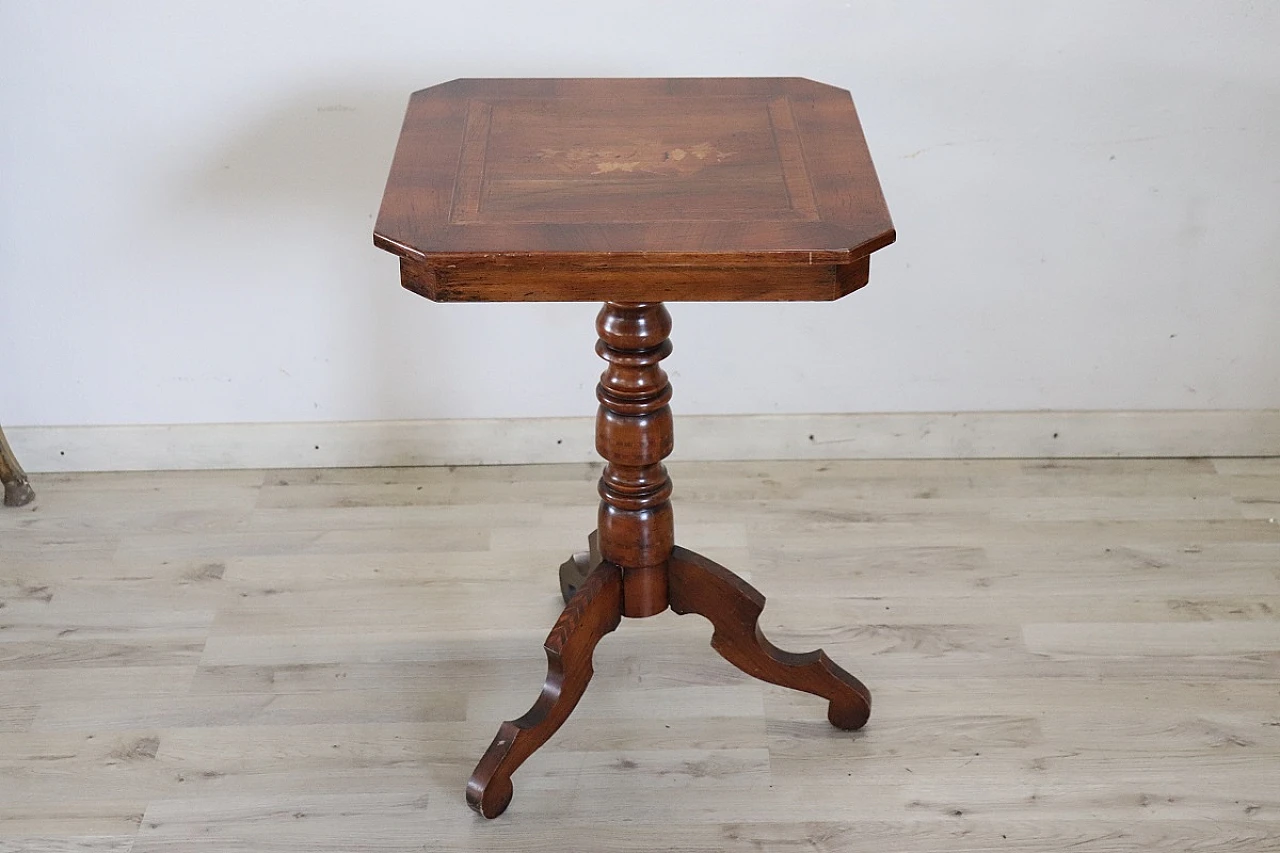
[6,410,1278,473]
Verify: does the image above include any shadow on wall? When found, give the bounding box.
[195,87,410,213]
[174,82,478,423]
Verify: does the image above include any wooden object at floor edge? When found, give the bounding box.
[0,424,35,507]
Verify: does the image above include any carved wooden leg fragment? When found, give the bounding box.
[668,546,871,730]
[558,530,602,604]
[0,425,35,508]
[467,561,623,818]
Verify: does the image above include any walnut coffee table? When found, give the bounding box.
[374,77,895,818]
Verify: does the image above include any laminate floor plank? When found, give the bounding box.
[1,458,1277,850]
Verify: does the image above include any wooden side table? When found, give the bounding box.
[374,77,895,818]
[0,424,35,507]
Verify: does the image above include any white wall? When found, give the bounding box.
[2,0,1278,430]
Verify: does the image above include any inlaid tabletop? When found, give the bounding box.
[375,78,894,302]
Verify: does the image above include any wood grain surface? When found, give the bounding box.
[1,457,1277,850]
[374,78,895,302]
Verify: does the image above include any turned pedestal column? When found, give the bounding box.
[593,301,674,618]
[374,77,895,819]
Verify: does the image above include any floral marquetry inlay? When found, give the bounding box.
[536,141,736,177]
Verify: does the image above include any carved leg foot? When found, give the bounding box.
[558,530,603,604]
[0,425,35,508]
[468,560,622,818]
[668,546,871,730]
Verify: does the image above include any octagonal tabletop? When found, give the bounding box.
[374,78,894,302]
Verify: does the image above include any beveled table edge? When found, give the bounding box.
[392,253,878,303]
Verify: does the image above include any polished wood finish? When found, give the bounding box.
[397,254,871,303]
[558,529,602,603]
[594,302,674,618]
[472,532,874,818]
[375,78,894,302]
[467,561,622,818]
[461,301,874,817]
[668,546,871,730]
[376,78,896,818]
[0,424,35,507]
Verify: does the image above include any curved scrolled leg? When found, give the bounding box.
[668,546,871,730]
[467,560,622,818]
[558,530,603,604]
[0,425,35,508]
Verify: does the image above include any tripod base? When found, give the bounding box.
[467,542,870,818]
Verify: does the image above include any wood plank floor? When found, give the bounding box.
[1,458,1278,852]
